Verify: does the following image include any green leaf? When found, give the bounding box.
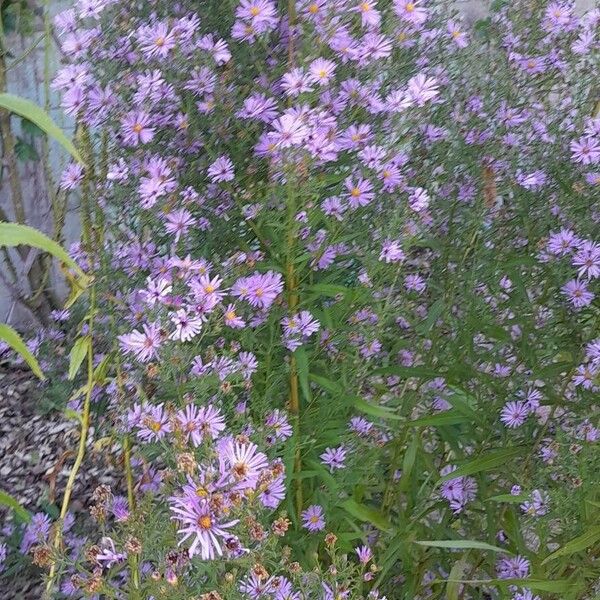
[0,489,31,522]
[15,137,39,161]
[0,222,86,277]
[439,447,524,482]
[68,336,90,380]
[373,365,439,379]
[353,397,402,420]
[486,494,528,504]
[446,559,470,600]
[340,499,392,532]
[408,410,468,428]
[440,578,578,594]
[541,526,600,565]
[415,539,509,553]
[0,323,44,379]
[21,117,44,137]
[498,579,579,593]
[309,373,344,395]
[416,299,444,334]
[398,433,419,492]
[294,347,311,403]
[306,283,351,296]
[0,93,82,162]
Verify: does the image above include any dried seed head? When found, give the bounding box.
[85,545,101,564]
[176,452,196,474]
[125,536,142,554]
[252,563,269,580]
[31,545,52,567]
[92,484,112,504]
[325,533,337,546]
[272,516,291,536]
[288,561,301,574]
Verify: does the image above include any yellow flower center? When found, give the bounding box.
[360,2,370,11]
[198,515,212,529]
[155,36,165,47]
[318,69,328,79]
[196,487,208,498]
[405,2,415,12]
[133,123,143,133]
[308,3,319,13]
[250,6,261,15]
[225,310,236,320]
[204,284,215,293]
[351,187,361,197]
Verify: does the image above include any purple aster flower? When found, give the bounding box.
[111,496,130,522]
[447,20,468,48]
[20,513,52,553]
[137,22,176,59]
[265,409,293,441]
[121,111,155,146]
[302,505,325,532]
[345,176,374,208]
[562,279,594,308]
[281,68,313,96]
[496,555,530,579]
[501,401,529,428]
[207,156,235,183]
[320,446,347,472]
[169,496,239,560]
[408,187,430,212]
[223,440,268,489]
[394,0,428,25]
[547,228,579,255]
[138,403,172,442]
[259,476,286,508]
[571,136,600,165]
[118,323,162,363]
[60,163,84,190]
[520,489,549,517]
[177,404,225,446]
[169,310,204,342]
[308,58,336,86]
[406,73,439,106]
[356,545,373,564]
[572,241,600,279]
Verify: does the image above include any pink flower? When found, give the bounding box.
[394,0,428,26]
[170,310,204,342]
[118,323,162,362]
[121,111,155,146]
[308,58,336,86]
[208,155,235,182]
[406,73,439,106]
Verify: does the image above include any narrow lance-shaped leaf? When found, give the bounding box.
[541,525,600,565]
[0,489,31,522]
[0,323,44,380]
[0,93,82,162]
[415,539,510,553]
[0,222,86,278]
[340,499,393,532]
[68,336,91,380]
[439,447,524,482]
